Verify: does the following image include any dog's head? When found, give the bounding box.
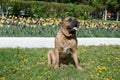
[60,17,79,37]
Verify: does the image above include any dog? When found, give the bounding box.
[47,17,82,70]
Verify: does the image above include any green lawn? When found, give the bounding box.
[0,45,120,80]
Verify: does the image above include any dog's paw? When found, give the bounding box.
[54,65,59,69]
[77,66,84,71]
[47,64,51,68]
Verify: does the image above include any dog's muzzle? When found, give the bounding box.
[67,26,78,34]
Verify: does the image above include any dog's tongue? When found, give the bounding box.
[73,27,78,31]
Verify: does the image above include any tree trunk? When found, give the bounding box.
[1,3,4,18]
[102,11,105,20]
[104,8,107,20]
[116,11,119,22]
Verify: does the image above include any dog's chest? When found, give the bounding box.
[59,46,72,58]
[59,38,76,57]
[61,38,76,47]
[59,46,73,64]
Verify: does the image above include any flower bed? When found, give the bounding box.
[0,16,120,37]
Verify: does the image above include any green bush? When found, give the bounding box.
[8,1,95,19]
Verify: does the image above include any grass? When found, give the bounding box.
[0,45,120,80]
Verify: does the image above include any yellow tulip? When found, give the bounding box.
[7,25,10,28]
[0,24,3,27]
[1,19,4,23]
[43,23,47,27]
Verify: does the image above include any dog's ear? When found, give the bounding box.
[59,21,63,26]
[59,17,71,26]
[59,18,64,26]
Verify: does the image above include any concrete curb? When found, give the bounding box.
[0,37,120,48]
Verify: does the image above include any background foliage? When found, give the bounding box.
[5,1,95,19]
[0,0,120,19]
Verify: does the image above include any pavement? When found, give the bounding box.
[0,37,120,48]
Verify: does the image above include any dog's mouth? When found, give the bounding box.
[67,26,78,34]
[72,27,78,31]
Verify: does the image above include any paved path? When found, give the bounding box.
[0,37,120,48]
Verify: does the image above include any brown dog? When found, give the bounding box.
[47,17,82,70]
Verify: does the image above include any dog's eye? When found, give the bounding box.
[75,24,79,27]
[67,26,70,28]
[67,26,71,30]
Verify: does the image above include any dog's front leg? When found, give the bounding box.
[47,49,55,67]
[47,51,52,67]
[72,51,83,70]
[54,48,59,69]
